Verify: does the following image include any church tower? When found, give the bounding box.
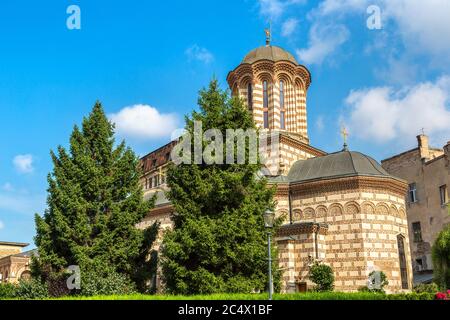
[227,36,324,173]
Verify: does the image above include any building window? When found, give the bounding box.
[412,222,423,243]
[280,80,285,130]
[415,258,424,272]
[247,83,253,110]
[263,81,269,129]
[439,185,448,205]
[408,183,417,203]
[397,235,409,289]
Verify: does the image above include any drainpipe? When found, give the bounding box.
[288,188,293,224]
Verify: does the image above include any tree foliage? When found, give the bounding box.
[432,225,450,290]
[310,262,335,292]
[34,102,156,292]
[160,80,279,294]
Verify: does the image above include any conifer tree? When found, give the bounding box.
[34,102,155,289]
[161,80,279,294]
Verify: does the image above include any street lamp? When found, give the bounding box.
[264,209,275,300]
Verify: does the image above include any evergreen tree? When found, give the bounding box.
[432,225,450,290]
[161,80,279,294]
[34,102,156,290]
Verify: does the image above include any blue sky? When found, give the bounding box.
[1,0,450,246]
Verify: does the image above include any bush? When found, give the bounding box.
[14,279,49,299]
[0,283,17,299]
[387,292,435,300]
[80,271,137,297]
[358,271,389,293]
[413,282,439,294]
[309,262,334,292]
[432,225,450,290]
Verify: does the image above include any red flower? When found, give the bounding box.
[435,292,447,300]
[447,290,450,296]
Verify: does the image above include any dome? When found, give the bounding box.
[287,151,397,183]
[242,45,299,65]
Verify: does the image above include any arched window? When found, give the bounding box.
[280,80,285,129]
[397,235,409,289]
[247,83,253,110]
[263,81,269,129]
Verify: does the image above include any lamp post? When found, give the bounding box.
[264,209,275,300]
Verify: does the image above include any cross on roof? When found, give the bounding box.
[341,127,349,151]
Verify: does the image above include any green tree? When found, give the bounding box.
[310,262,335,292]
[34,102,156,292]
[432,225,450,290]
[160,80,279,294]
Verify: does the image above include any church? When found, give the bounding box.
[137,37,413,293]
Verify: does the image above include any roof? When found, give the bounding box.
[287,150,400,184]
[413,272,434,285]
[12,249,38,258]
[0,241,29,247]
[242,45,298,65]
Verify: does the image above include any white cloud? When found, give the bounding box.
[383,0,450,59]
[316,116,325,131]
[0,191,45,215]
[281,18,299,37]
[300,0,450,68]
[296,23,349,65]
[258,0,307,20]
[315,0,369,16]
[13,154,34,174]
[344,76,450,146]
[0,220,4,230]
[109,104,179,140]
[2,183,14,192]
[185,45,214,64]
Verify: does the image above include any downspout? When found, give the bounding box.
[288,187,293,224]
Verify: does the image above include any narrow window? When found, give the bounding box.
[263,81,269,129]
[247,83,253,110]
[397,235,409,289]
[280,80,285,129]
[439,185,448,205]
[412,222,423,243]
[408,183,417,203]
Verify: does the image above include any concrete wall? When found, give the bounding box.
[382,135,450,272]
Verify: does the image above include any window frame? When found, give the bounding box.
[412,221,423,243]
[439,185,448,206]
[263,80,269,129]
[408,183,417,203]
[279,80,285,130]
[247,82,253,110]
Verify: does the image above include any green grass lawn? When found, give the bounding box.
[52,292,435,300]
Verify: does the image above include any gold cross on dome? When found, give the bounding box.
[341,126,349,151]
[265,22,272,46]
[341,127,349,143]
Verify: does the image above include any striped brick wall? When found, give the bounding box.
[274,183,413,293]
[228,61,311,141]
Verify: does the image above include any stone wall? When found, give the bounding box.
[382,136,450,272]
[274,177,412,293]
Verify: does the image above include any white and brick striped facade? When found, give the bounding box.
[137,44,413,294]
[227,60,311,143]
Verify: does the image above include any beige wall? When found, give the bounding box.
[274,184,412,293]
[382,136,450,272]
